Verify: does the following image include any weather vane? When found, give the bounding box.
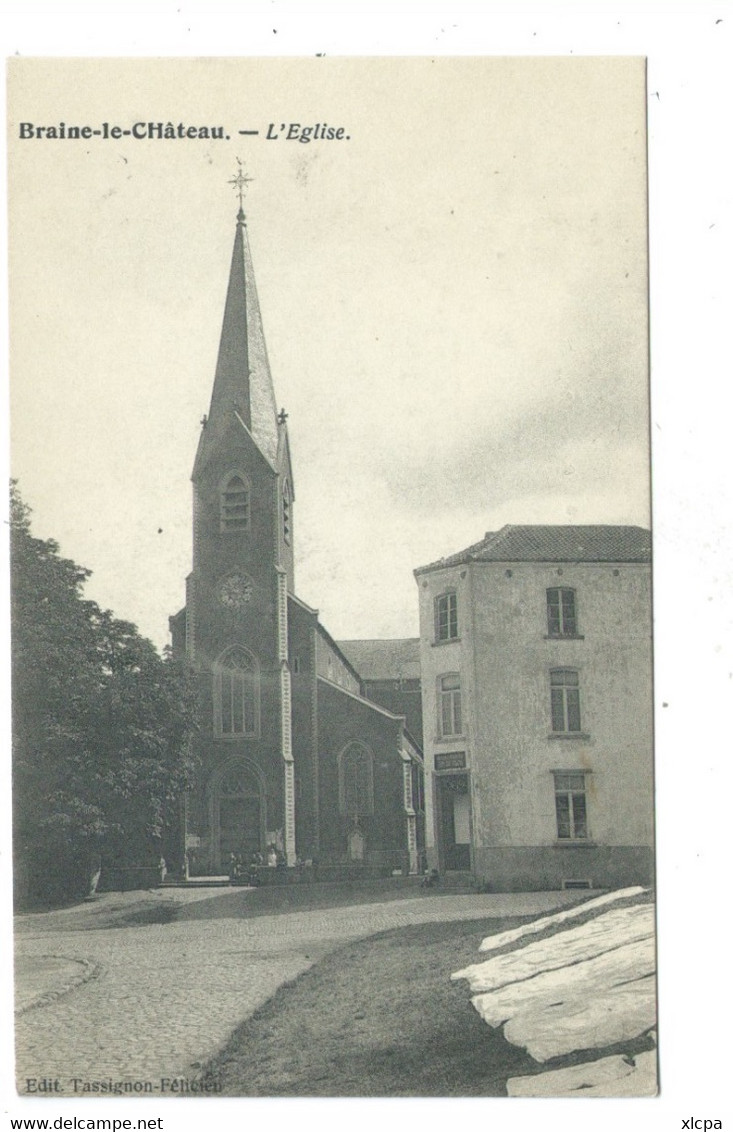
[228,160,253,211]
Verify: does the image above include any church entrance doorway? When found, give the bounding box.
[214,762,265,871]
[437,773,471,871]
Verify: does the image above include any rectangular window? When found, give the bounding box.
[550,668,582,732]
[547,587,577,637]
[439,673,462,735]
[553,772,589,839]
[435,592,458,641]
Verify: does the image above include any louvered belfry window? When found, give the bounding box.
[282,480,291,545]
[220,474,250,531]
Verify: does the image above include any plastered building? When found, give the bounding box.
[415,525,654,891]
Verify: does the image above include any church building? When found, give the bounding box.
[169,200,424,877]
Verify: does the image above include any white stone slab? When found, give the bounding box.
[579,1050,658,1097]
[471,935,655,1027]
[507,1053,635,1096]
[454,903,654,991]
[504,976,656,1062]
[507,1049,657,1097]
[477,887,646,953]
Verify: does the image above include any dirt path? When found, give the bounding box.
[15,889,580,1097]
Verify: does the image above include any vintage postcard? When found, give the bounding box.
[8,56,656,1100]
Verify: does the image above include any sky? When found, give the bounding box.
[9,56,650,650]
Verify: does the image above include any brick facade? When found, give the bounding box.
[169,209,424,876]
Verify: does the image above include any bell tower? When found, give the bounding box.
[179,170,297,871]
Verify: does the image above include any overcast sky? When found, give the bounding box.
[9,56,649,650]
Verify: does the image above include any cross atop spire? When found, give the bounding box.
[228,160,253,219]
[193,176,280,478]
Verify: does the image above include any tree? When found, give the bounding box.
[10,483,198,904]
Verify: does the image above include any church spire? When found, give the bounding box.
[194,170,279,476]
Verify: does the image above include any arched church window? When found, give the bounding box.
[338,742,374,817]
[282,480,291,546]
[214,646,259,737]
[220,473,250,532]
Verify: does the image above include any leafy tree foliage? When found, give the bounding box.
[11,483,198,903]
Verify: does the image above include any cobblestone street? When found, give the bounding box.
[14,888,579,1095]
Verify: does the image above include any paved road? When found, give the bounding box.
[14,889,580,1097]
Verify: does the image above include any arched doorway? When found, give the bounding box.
[212,761,265,870]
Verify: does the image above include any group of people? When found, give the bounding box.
[228,845,286,885]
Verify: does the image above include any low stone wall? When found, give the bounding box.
[229,857,411,887]
[98,866,163,892]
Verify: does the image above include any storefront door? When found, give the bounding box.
[437,773,471,870]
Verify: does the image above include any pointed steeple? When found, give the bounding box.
[194,206,279,476]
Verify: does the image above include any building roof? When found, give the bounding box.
[315,622,363,685]
[415,524,652,574]
[337,638,421,682]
